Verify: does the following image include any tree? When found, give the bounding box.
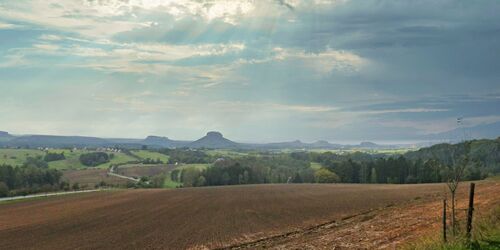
[370,167,378,183]
[441,142,471,235]
[196,176,206,186]
[292,173,303,183]
[221,172,230,185]
[23,156,48,168]
[170,169,180,182]
[180,167,201,187]
[0,181,8,197]
[315,168,340,183]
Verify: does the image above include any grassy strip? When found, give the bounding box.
[405,205,500,249]
[130,150,170,163]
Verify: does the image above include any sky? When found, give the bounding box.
[0,0,499,143]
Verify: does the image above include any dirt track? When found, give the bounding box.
[0,182,497,249]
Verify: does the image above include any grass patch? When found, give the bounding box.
[95,152,137,169]
[204,149,250,157]
[47,149,136,170]
[0,148,138,170]
[162,164,210,188]
[175,163,210,171]
[0,149,44,166]
[130,150,170,162]
[163,176,181,188]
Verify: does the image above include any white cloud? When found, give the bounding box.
[358,108,449,115]
[33,44,60,51]
[39,34,63,41]
[0,1,148,38]
[0,22,22,29]
[272,47,368,74]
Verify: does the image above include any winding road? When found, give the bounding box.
[0,189,102,203]
[108,165,140,182]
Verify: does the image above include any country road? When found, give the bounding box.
[0,189,102,203]
[108,165,140,182]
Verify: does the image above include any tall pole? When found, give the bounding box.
[466,183,475,239]
[443,199,447,242]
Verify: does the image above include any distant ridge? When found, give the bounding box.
[0,131,13,143]
[426,121,500,141]
[6,135,108,147]
[0,130,467,150]
[359,141,379,148]
[142,136,189,148]
[0,130,420,149]
[188,131,239,149]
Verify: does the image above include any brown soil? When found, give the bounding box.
[62,168,131,187]
[223,180,500,249]
[0,181,497,249]
[115,164,176,178]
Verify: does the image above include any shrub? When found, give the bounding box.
[315,168,340,183]
[43,152,65,162]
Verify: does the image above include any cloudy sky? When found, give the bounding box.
[0,0,499,143]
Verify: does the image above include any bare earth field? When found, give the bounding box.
[115,164,176,178]
[0,181,498,249]
[62,168,132,187]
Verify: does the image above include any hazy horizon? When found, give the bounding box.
[0,128,459,146]
[1,0,499,142]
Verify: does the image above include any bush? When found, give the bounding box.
[43,152,65,162]
[315,168,340,183]
[23,156,48,168]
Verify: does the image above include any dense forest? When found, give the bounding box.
[173,155,314,187]
[0,156,63,197]
[174,139,499,187]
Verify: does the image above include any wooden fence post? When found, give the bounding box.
[466,183,475,239]
[443,199,447,242]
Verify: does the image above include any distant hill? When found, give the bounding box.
[259,140,307,149]
[188,131,239,149]
[0,131,13,143]
[6,135,108,148]
[359,141,379,148]
[141,136,189,148]
[426,121,500,141]
[0,130,420,150]
[309,140,341,149]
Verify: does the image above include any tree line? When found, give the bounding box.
[173,155,332,187]
[314,140,497,184]
[170,139,498,187]
[0,156,63,197]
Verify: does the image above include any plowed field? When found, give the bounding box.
[115,164,176,178]
[62,168,131,186]
[1,182,496,249]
